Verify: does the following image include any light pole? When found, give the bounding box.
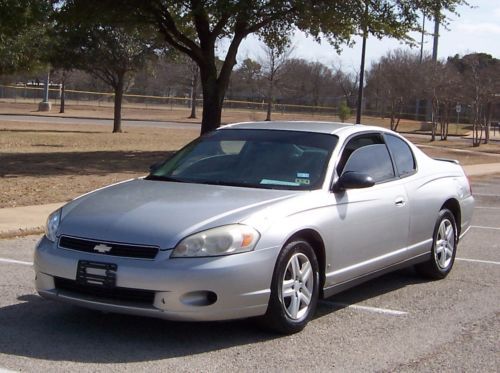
[416,11,425,121]
[425,9,440,123]
[419,12,426,63]
[356,2,369,124]
[431,11,439,62]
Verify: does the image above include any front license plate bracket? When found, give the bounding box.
[76,260,117,288]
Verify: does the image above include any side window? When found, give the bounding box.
[385,134,416,177]
[336,134,382,175]
[342,144,395,183]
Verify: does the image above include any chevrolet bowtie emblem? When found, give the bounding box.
[94,244,112,253]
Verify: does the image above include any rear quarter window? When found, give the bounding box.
[385,134,416,177]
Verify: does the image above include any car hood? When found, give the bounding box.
[58,179,300,249]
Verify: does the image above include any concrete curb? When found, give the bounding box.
[0,227,44,239]
[0,202,64,239]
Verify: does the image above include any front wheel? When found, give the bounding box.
[416,209,458,279]
[259,240,319,334]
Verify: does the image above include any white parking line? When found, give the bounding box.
[475,206,500,210]
[321,301,408,316]
[473,193,500,197]
[0,258,33,266]
[456,258,500,265]
[472,225,500,231]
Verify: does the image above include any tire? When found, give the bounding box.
[416,209,458,279]
[259,240,319,334]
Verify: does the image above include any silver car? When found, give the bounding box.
[34,121,474,334]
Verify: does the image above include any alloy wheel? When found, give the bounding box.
[281,252,314,320]
[434,218,455,269]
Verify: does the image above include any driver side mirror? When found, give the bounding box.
[333,172,375,192]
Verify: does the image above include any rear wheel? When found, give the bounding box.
[416,209,457,279]
[260,240,319,334]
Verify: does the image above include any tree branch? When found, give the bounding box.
[156,3,203,62]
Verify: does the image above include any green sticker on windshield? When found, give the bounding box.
[295,178,310,185]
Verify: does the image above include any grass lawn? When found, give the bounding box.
[1,101,499,208]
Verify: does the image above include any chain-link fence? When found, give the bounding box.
[0,84,340,117]
[2,84,489,137]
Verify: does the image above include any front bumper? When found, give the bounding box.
[34,236,278,321]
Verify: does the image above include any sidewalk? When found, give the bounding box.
[463,162,500,176]
[0,164,499,239]
[0,202,64,238]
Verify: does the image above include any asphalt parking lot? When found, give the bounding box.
[0,177,498,372]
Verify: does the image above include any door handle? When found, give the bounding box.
[394,197,406,207]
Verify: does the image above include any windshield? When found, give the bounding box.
[147,129,338,190]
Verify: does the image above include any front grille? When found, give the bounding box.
[59,236,159,259]
[54,277,155,305]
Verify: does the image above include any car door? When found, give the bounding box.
[324,133,410,286]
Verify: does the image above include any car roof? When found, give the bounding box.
[221,121,389,137]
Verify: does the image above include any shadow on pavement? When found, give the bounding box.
[0,294,275,363]
[0,269,426,363]
[316,267,427,316]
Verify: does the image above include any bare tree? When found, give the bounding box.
[229,58,264,101]
[420,58,463,141]
[334,69,358,109]
[448,53,500,146]
[365,50,422,131]
[260,40,293,121]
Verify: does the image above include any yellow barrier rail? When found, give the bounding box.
[0,84,339,111]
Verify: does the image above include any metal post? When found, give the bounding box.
[38,69,52,111]
[43,71,49,102]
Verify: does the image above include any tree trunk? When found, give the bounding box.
[200,69,222,135]
[484,101,492,144]
[195,31,243,135]
[389,101,396,130]
[188,68,198,119]
[472,103,480,147]
[199,56,236,135]
[59,81,65,114]
[431,97,438,142]
[265,79,273,121]
[394,99,403,131]
[113,78,124,133]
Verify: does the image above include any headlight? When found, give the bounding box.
[45,209,62,242]
[171,224,260,258]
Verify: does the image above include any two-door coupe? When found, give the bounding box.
[34,121,474,333]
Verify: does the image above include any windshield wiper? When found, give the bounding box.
[145,174,186,183]
[196,180,258,188]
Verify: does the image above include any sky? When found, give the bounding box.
[237,0,500,73]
